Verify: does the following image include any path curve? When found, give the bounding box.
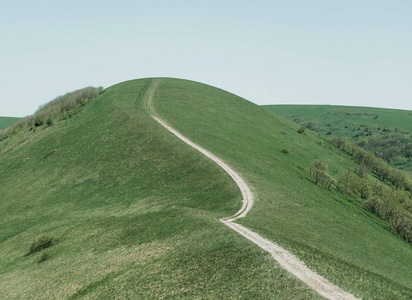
[142,78,359,300]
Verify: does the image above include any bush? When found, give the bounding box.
[300,121,319,131]
[338,172,372,200]
[309,160,336,190]
[28,236,56,255]
[343,142,412,192]
[355,163,369,178]
[298,127,305,134]
[38,252,51,263]
[281,149,291,156]
[365,194,412,243]
[44,149,57,158]
[313,159,328,171]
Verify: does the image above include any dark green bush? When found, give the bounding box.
[29,236,56,255]
[298,127,305,134]
[281,149,291,156]
[44,149,57,158]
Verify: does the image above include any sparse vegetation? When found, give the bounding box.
[0,86,103,141]
[265,105,412,177]
[29,236,56,255]
[312,138,412,244]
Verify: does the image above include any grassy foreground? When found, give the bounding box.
[0,79,320,299]
[0,116,20,129]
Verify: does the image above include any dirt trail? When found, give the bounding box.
[142,79,359,300]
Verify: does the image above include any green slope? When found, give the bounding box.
[0,79,319,299]
[0,116,20,129]
[154,79,412,298]
[1,79,412,299]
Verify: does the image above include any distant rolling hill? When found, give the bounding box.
[0,116,20,129]
[263,105,412,133]
[1,79,412,299]
[264,105,412,178]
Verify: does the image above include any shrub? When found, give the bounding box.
[338,172,372,200]
[281,149,291,156]
[313,159,328,171]
[309,160,336,190]
[44,149,57,158]
[38,252,51,263]
[300,121,319,131]
[355,163,369,178]
[298,127,305,134]
[46,117,54,127]
[34,117,44,127]
[29,236,56,255]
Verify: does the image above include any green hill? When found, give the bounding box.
[263,105,412,133]
[1,79,412,299]
[0,116,20,129]
[264,105,412,178]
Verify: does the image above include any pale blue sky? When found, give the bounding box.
[1,0,411,117]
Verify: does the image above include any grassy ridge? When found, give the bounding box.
[155,78,412,299]
[0,79,320,299]
[0,117,20,129]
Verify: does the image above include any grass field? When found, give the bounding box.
[264,105,412,178]
[1,79,412,299]
[0,116,20,129]
[263,105,412,134]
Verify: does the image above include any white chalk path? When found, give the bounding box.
[142,79,359,300]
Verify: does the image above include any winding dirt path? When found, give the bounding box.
[142,79,359,300]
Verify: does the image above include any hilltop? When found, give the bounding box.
[1,79,412,299]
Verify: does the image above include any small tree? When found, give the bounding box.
[309,160,336,190]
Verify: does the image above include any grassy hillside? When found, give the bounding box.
[154,79,412,299]
[264,105,412,177]
[1,79,412,299]
[0,79,320,299]
[0,116,20,129]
